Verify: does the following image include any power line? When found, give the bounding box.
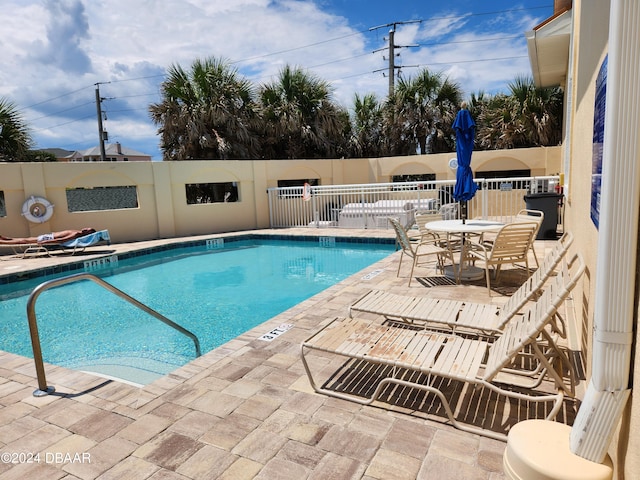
[229,30,367,66]
[114,92,159,100]
[108,74,166,84]
[308,52,373,69]
[328,54,531,88]
[416,35,522,48]
[28,100,95,123]
[384,55,530,81]
[19,85,94,112]
[30,114,95,133]
[426,55,529,66]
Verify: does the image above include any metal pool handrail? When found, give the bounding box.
[26,272,202,397]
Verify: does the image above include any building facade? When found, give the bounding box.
[528,1,639,477]
[43,142,152,162]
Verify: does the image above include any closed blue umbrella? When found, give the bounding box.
[452,104,477,223]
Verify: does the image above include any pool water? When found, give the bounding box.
[0,237,393,385]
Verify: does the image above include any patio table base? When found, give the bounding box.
[443,264,485,282]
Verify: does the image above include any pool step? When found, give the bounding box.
[68,355,185,386]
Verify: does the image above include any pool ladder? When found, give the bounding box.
[26,272,202,397]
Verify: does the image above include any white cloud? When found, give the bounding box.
[29,0,93,74]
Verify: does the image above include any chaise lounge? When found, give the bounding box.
[350,232,575,336]
[0,228,110,258]
[301,257,582,440]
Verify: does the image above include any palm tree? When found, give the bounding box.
[0,98,33,162]
[350,93,384,157]
[387,69,462,155]
[475,76,563,149]
[510,75,563,146]
[378,93,412,156]
[430,78,464,153]
[149,57,261,160]
[259,65,346,159]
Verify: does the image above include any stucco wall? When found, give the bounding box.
[0,147,559,242]
[565,1,638,477]
[377,147,560,182]
[565,0,610,375]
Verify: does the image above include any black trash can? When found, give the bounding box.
[523,193,563,239]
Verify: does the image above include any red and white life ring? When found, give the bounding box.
[21,196,54,223]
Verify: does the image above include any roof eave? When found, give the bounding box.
[526,9,572,88]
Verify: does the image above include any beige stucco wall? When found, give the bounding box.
[379,147,561,182]
[0,148,559,243]
[564,1,637,477]
[564,0,609,373]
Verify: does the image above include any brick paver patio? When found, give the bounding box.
[0,229,579,479]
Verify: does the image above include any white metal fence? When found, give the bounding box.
[267,176,562,229]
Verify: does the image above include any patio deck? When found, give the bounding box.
[0,229,581,479]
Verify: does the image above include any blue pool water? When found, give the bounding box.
[0,237,393,384]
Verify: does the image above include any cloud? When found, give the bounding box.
[29,0,93,74]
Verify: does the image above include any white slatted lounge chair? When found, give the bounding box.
[350,232,574,336]
[301,263,581,440]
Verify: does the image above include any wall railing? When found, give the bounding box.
[267,176,561,229]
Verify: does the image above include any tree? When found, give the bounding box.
[387,69,462,155]
[429,78,464,153]
[149,57,261,160]
[0,98,33,162]
[350,93,384,157]
[475,76,563,149]
[26,150,57,162]
[259,65,347,159]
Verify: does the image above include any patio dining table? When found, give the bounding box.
[425,219,504,282]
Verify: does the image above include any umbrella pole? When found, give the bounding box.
[461,201,467,224]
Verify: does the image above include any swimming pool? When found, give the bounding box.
[0,236,394,385]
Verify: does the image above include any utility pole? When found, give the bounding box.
[371,20,422,96]
[388,28,396,96]
[94,82,109,161]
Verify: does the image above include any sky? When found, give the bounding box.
[0,0,554,160]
